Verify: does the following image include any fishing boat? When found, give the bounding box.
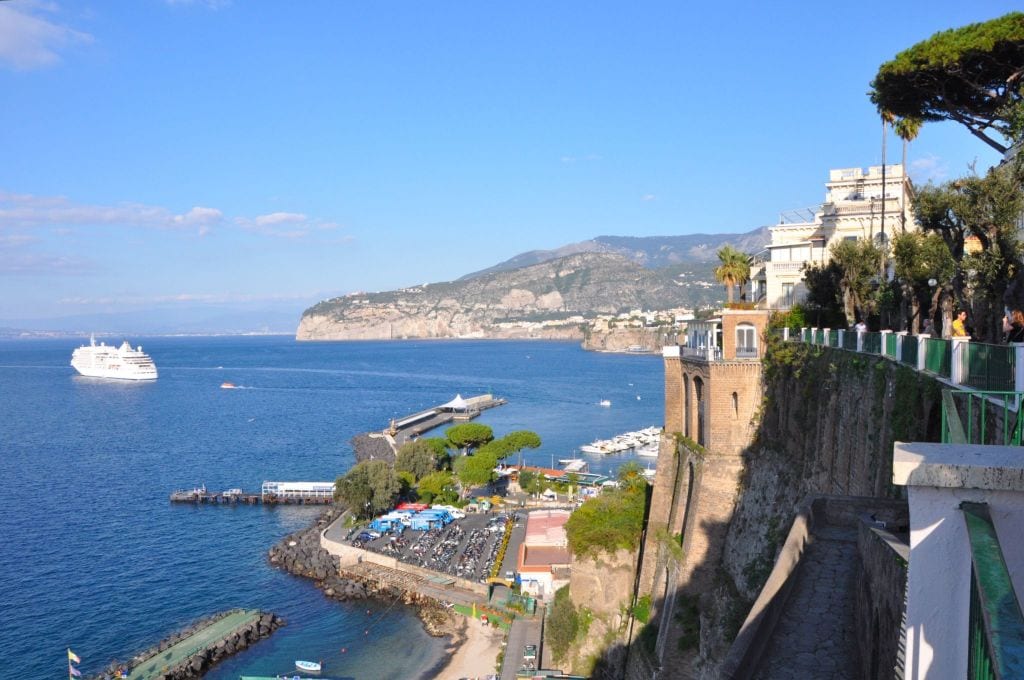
[598,399,611,407]
[295,659,322,673]
[221,381,237,389]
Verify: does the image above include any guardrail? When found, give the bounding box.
[776,327,1024,404]
[961,502,1024,679]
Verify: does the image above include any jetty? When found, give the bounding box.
[88,609,282,680]
[353,394,508,461]
[387,393,506,444]
[169,481,335,505]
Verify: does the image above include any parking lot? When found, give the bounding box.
[344,511,523,584]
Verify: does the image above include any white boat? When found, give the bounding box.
[70,335,157,381]
[636,442,659,457]
[598,399,611,407]
[295,659,322,673]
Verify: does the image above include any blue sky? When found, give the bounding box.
[0,0,1018,326]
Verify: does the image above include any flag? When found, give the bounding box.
[69,666,82,678]
[68,650,81,664]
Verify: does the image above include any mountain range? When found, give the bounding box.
[297,227,770,341]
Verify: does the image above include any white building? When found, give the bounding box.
[753,165,917,309]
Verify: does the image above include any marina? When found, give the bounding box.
[169,481,335,505]
[578,426,661,456]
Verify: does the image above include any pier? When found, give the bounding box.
[387,393,507,445]
[169,481,335,505]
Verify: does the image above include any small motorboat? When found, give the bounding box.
[295,659,322,673]
[220,382,236,389]
[598,399,611,407]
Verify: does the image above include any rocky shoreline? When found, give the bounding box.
[267,505,460,639]
[86,609,283,680]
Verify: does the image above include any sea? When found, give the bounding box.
[0,336,664,679]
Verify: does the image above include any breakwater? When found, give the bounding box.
[86,609,283,680]
[267,506,459,638]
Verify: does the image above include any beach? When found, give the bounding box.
[436,615,506,680]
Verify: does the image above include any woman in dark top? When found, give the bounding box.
[1004,309,1024,343]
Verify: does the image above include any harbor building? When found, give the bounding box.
[516,509,572,600]
[751,165,917,310]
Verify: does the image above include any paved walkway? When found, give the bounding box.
[126,609,261,680]
[753,526,861,680]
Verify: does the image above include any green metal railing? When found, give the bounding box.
[962,502,1024,680]
[884,332,898,358]
[924,337,952,380]
[801,328,810,343]
[941,390,1024,446]
[901,335,919,367]
[815,329,824,345]
[863,332,881,355]
[963,343,1017,393]
[828,329,838,347]
[842,330,858,350]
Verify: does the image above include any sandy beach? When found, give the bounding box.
[436,615,506,680]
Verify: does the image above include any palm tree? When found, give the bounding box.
[714,245,751,304]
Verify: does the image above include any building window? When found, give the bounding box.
[736,323,757,358]
[781,283,794,309]
[732,391,739,418]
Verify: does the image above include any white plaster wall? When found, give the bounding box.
[904,487,1024,679]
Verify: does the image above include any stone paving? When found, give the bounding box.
[753,525,861,680]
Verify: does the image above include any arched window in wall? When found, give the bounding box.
[736,323,758,358]
[732,391,739,418]
[683,374,691,439]
[693,377,706,447]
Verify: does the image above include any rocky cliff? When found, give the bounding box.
[296,252,719,341]
[582,327,678,353]
[695,343,943,677]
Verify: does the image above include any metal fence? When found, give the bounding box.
[900,335,919,368]
[962,502,1024,680]
[788,328,1022,410]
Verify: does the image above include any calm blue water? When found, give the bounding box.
[0,337,663,678]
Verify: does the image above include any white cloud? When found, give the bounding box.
[0,189,348,253]
[0,2,93,71]
[0,252,96,275]
[173,206,224,227]
[254,211,306,227]
[60,291,316,306]
[0,192,224,235]
[641,194,656,202]
[909,155,949,185]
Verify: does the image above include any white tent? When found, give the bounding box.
[440,393,469,411]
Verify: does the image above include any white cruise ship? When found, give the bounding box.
[70,335,158,381]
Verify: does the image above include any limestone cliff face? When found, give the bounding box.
[296,253,690,341]
[564,549,639,675]
[582,327,678,353]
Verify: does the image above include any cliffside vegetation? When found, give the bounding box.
[565,463,649,558]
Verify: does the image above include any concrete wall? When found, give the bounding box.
[894,442,1024,679]
[855,519,909,680]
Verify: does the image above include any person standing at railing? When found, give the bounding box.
[952,310,971,339]
[922,319,935,336]
[854,320,867,333]
[1003,309,1024,343]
